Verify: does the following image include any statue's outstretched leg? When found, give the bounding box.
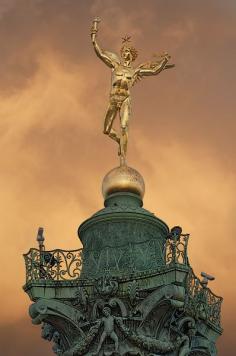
[95,331,106,354]
[111,331,119,352]
[103,103,120,144]
[109,128,120,144]
[119,98,130,165]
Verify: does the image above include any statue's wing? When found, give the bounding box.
[164,63,175,69]
[103,50,121,67]
[133,59,175,84]
[133,61,153,85]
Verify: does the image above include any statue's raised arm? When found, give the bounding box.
[135,52,175,78]
[91,18,120,68]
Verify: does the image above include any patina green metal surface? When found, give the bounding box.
[23,191,222,356]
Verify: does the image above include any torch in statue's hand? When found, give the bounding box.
[91,17,101,41]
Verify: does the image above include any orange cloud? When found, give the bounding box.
[0,1,235,355]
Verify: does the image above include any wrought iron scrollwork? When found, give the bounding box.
[24,238,166,283]
[185,269,222,329]
[24,248,83,281]
[165,233,189,265]
[24,232,192,283]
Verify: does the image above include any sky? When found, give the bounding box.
[0,0,235,355]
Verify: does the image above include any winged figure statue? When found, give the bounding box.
[91,18,175,165]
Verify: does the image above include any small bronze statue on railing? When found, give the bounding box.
[165,226,189,265]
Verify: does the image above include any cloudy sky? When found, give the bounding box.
[0,0,235,355]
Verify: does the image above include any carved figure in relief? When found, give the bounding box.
[95,275,119,297]
[95,306,119,354]
[91,17,174,165]
[41,323,63,355]
[41,323,55,341]
[74,287,88,311]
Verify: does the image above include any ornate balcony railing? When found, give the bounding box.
[23,236,222,330]
[185,269,223,329]
[165,233,190,265]
[23,233,190,283]
[24,248,83,282]
[24,242,164,282]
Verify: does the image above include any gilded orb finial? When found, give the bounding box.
[102,165,145,199]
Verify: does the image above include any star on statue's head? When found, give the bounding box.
[122,35,131,44]
[120,35,138,62]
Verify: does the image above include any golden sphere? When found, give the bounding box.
[102,165,145,199]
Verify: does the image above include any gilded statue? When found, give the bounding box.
[91,17,174,165]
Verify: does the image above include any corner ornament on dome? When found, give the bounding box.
[91,17,175,167]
